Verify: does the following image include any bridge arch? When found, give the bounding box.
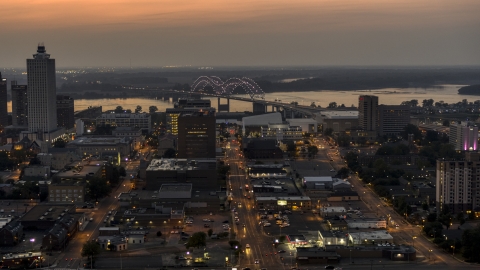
[191,76,265,99]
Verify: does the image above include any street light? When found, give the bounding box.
[428,249,432,260]
[412,236,417,248]
[451,245,455,257]
[30,238,35,251]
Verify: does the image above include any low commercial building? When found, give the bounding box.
[98,235,127,251]
[320,206,347,216]
[96,112,151,132]
[255,196,311,211]
[47,181,86,204]
[260,122,303,141]
[327,190,359,202]
[157,133,177,156]
[324,245,416,261]
[20,205,76,230]
[0,221,23,246]
[67,136,133,159]
[52,161,106,182]
[318,230,348,246]
[346,218,387,229]
[99,227,120,236]
[295,247,340,265]
[304,176,333,190]
[242,113,282,136]
[286,118,318,134]
[315,110,358,134]
[112,127,144,150]
[145,158,217,191]
[248,164,287,179]
[24,166,51,179]
[1,252,43,268]
[348,230,393,245]
[37,148,81,170]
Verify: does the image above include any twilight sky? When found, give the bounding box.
[1,0,480,67]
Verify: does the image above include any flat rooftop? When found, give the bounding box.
[318,110,358,119]
[348,230,393,240]
[69,137,128,145]
[304,176,333,182]
[146,158,216,171]
[21,205,75,222]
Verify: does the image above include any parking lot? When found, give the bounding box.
[181,212,234,241]
[255,210,324,237]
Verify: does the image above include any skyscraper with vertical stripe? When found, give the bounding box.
[27,44,57,133]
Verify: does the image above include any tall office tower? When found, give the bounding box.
[0,73,7,130]
[177,110,216,158]
[377,105,410,136]
[358,95,378,131]
[449,121,478,151]
[27,44,57,133]
[436,152,480,214]
[166,107,215,135]
[56,95,74,129]
[11,81,28,126]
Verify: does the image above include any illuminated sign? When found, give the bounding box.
[277,200,287,206]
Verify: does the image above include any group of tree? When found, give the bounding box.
[86,177,112,200]
[217,163,231,180]
[81,241,101,267]
[185,232,207,249]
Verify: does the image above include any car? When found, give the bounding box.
[278,249,286,253]
[204,224,210,228]
[246,244,251,248]
[222,220,229,223]
[263,223,271,227]
[254,259,260,264]
[203,219,209,222]
[177,256,187,260]
[325,266,335,269]
[103,219,107,223]
[329,169,335,172]
[243,223,246,227]
[89,218,94,221]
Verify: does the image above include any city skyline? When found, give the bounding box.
[0,0,479,67]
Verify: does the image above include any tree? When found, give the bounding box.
[118,166,126,177]
[135,105,142,113]
[422,99,434,107]
[114,106,124,113]
[81,241,101,264]
[310,102,316,107]
[327,102,337,108]
[422,202,429,211]
[324,128,333,136]
[228,240,240,249]
[461,224,480,263]
[86,177,111,200]
[54,138,66,148]
[307,146,318,157]
[207,229,213,237]
[185,232,207,249]
[401,124,422,141]
[149,106,159,114]
[162,148,176,158]
[157,231,162,237]
[337,167,350,179]
[442,120,450,127]
[286,141,296,152]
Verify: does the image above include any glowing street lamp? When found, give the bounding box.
[30,238,35,251]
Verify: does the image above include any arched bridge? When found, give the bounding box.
[191,76,265,100]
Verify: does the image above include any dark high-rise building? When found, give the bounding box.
[56,95,74,129]
[0,73,7,130]
[377,105,410,136]
[27,44,57,133]
[177,110,216,158]
[358,95,378,132]
[11,81,28,126]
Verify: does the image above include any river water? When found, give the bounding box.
[7,84,476,113]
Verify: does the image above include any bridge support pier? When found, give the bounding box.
[253,102,266,114]
[218,97,230,112]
